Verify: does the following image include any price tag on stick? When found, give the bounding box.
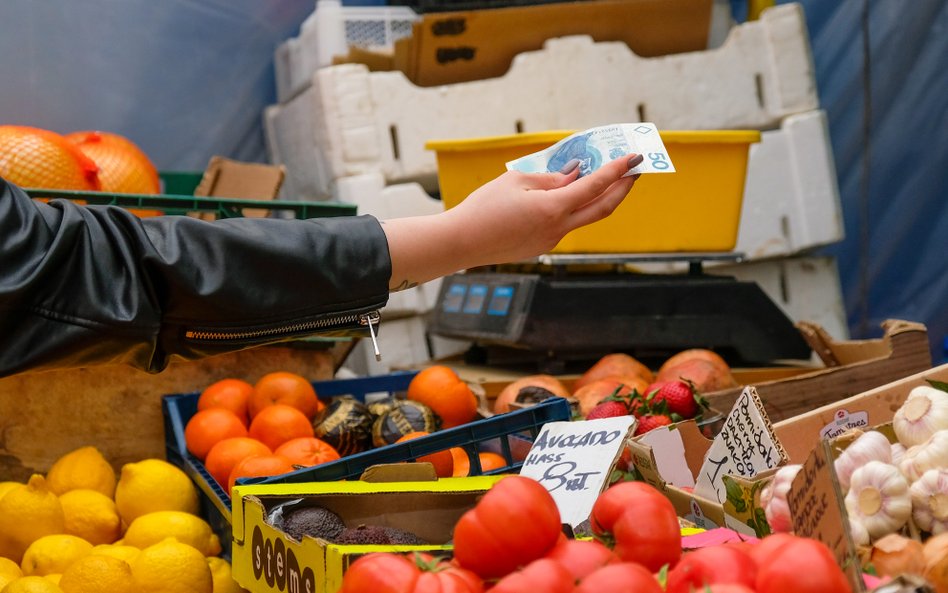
[693,387,788,504]
[519,416,635,530]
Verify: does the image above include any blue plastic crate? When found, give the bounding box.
[162,370,571,556]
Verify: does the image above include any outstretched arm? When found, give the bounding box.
[382,153,643,290]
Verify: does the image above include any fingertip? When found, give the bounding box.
[627,154,644,169]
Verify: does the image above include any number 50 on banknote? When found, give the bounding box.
[506,123,676,177]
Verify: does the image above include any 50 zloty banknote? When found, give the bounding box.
[506,123,676,177]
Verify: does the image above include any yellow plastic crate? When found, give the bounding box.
[426,129,761,253]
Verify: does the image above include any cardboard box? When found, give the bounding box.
[193,156,286,220]
[230,470,505,593]
[628,362,947,542]
[783,363,948,593]
[394,0,713,87]
[705,319,932,423]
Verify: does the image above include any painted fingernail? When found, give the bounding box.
[559,158,581,174]
[628,154,644,169]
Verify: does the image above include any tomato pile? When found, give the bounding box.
[338,477,852,593]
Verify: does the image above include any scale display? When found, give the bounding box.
[432,274,533,341]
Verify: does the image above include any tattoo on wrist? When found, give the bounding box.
[390,279,419,292]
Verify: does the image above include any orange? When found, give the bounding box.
[183,408,248,461]
[65,131,160,194]
[248,404,315,451]
[228,454,295,492]
[203,437,271,488]
[197,378,255,426]
[0,125,101,191]
[274,437,340,468]
[406,366,478,429]
[395,432,452,477]
[451,450,509,477]
[250,372,323,420]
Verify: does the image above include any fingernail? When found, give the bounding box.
[559,158,581,174]
[628,154,644,169]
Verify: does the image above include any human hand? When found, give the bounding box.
[381,153,642,290]
[445,152,644,265]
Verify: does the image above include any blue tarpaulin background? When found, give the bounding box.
[1,0,945,361]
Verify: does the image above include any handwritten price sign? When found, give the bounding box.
[519,416,635,529]
[693,387,788,504]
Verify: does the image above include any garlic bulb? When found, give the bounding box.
[894,385,948,447]
[900,430,948,482]
[760,464,802,533]
[850,515,870,547]
[911,468,948,534]
[835,430,892,491]
[845,460,912,540]
[891,442,907,466]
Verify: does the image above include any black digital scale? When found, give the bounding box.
[428,253,812,373]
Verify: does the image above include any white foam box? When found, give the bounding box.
[265,3,817,199]
[275,2,420,103]
[708,255,850,345]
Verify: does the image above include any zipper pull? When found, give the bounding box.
[363,312,382,362]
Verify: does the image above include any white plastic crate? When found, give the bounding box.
[265,3,817,198]
[275,0,420,102]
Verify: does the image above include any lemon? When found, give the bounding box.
[0,476,65,563]
[57,554,133,593]
[132,538,212,593]
[0,483,20,502]
[88,545,139,565]
[207,557,248,593]
[0,576,64,593]
[45,448,116,499]
[0,558,23,589]
[58,490,120,546]
[114,460,198,525]
[123,511,221,556]
[20,536,92,577]
[40,576,58,586]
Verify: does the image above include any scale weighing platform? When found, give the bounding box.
[428,252,812,373]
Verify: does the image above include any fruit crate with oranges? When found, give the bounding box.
[162,371,571,556]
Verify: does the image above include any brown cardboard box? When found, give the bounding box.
[704,319,932,423]
[783,364,948,592]
[193,156,286,219]
[0,345,336,480]
[627,363,947,542]
[394,0,713,87]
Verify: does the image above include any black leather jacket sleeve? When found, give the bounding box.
[0,177,392,377]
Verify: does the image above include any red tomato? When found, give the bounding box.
[544,538,619,582]
[453,476,562,579]
[665,546,757,593]
[589,481,681,571]
[745,532,796,569]
[704,586,756,593]
[490,558,574,593]
[339,552,483,593]
[574,562,663,593]
[756,537,852,593]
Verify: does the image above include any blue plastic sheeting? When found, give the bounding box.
[742,0,947,362]
[0,0,313,168]
[1,0,946,361]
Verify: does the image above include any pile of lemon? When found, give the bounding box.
[0,447,245,593]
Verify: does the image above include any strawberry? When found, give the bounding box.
[635,414,673,436]
[586,400,630,420]
[646,380,700,419]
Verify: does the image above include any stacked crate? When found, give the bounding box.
[264,2,849,371]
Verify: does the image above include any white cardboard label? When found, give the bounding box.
[819,409,870,440]
[519,416,635,529]
[693,387,785,504]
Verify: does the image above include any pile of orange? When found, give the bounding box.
[183,371,338,493]
[395,431,507,478]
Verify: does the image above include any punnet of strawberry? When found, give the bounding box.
[337,476,853,593]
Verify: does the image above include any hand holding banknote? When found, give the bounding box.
[507,123,676,177]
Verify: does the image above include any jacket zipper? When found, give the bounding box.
[184,310,382,360]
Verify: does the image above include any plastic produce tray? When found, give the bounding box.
[162,371,570,556]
